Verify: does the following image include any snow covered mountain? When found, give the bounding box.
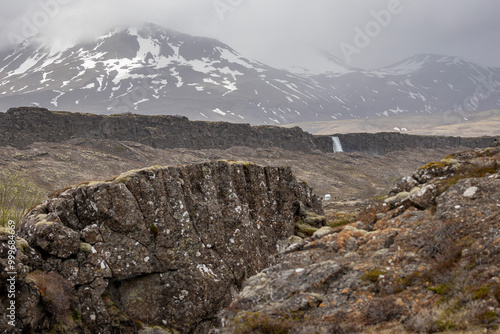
[1,23,500,124]
[309,53,500,120]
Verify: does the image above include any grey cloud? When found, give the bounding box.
[0,0,499,70]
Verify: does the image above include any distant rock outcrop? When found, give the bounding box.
[314,132,496,155]
[0,161,322,333]
[0,107,319,152]
[0,107,496,155]
[213,147,500,333]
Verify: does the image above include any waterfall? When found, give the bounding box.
[332,136,343,153]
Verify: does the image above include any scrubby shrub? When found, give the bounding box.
[395,272,421,290]
[413,221,464,286]
[0,172,45,226]
[404,309,439,333]
[493,283,500,304]
[436,161,500,195]
[363,296,403,325]
[356,203,389,226]
[233,312,292,334]
[472,285,491,301]
[428,284,451,296]
[230,312,347,334]
[471,303,498,325]
[436,319,458,331]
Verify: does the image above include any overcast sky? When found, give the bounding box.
[0,0,499,71]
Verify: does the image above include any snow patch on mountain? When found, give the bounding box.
[212,108,227,116]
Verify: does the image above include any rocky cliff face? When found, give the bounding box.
[0,107,319,152]
[0,107,496,155]
[0,161,322,333]
[213,147,500,333]
[314,132,496,155]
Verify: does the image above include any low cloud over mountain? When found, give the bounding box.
[1,23,499,124]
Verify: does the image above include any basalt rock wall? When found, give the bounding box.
[313,132,496,155]
[0,160,322,333]
[0,107,318,152]
[0,107,496,154]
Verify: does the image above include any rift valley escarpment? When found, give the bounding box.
[0,107,496,155]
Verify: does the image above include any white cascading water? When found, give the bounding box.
[332,136,343,153]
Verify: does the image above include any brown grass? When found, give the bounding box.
[0,172,46,226]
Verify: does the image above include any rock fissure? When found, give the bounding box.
[120,179,149,227]
[71,192,85,230]
[187,204,241,287]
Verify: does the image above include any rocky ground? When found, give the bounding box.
[212,146,500,333]
[0,138,458,212]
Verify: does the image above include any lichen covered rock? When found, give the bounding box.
[0,161,322,333]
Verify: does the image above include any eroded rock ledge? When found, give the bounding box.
[0,160,322,333]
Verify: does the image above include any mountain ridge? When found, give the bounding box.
[1,23,500,124]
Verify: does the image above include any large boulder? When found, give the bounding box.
[0,161,322,333]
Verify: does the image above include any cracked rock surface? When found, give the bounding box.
[0,160,322,333]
